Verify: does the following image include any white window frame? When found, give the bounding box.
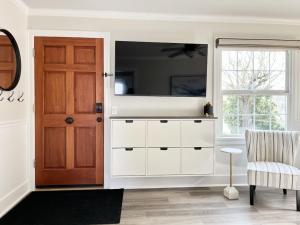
[214,47,291,138]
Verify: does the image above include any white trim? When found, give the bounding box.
[288,50,300,130]
[109,175,247,189]
[0,180,30,218]
[9,0,29,14]
[27,29,111,190]
[0,119,26,127]
[27,8,300,26]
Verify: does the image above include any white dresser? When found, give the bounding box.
[110,117,216,177]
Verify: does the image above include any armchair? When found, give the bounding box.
[245,130,300,211]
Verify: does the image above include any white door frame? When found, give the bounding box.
[27,30,111,189]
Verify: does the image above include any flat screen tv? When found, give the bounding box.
[115,41,208,97]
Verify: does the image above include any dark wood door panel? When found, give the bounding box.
[43,64,96,72]
[43,114,99,127]
[39,169,96,186]
[75,127,96,168]
[44,128,66,169]
[74,46,96,64]
[74,72,96,113]
[44,71,66,114]
[44,46,66,64]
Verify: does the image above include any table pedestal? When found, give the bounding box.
[224,152,239,200]
[224,186,239,199]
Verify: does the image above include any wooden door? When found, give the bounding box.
[35,37,104,186]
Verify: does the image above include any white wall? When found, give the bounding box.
[27,15,300,188]
[0,0,29,217]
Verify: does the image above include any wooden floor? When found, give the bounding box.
[118,186,300,225]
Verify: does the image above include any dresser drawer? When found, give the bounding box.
[181,147,213,175]
[147,120,180,147]
[147,148,180,175]
[112,120,146,147]
[112,148,146,176]
[181,120,214,147]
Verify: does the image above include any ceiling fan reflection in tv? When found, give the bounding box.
[161,44,207,58]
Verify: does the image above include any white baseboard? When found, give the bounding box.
[0,180,30,218]
[108,175,248,189]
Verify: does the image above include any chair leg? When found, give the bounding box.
[297,190,300,211]
[283,189,287,195]
[250,185,256,205]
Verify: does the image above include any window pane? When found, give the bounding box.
[222,51,237,70]
[270,71,285,90]
[238,96,254,114]
[223,95,238,114]
[221,49,288,135]
[238,51,253,71]
[271,96,287,115]
[253,71,269,89]
[254,51,269,70]
[238,115,254,134]
[255,115,270,130]
[238,71,253,90]
[271,115,286,131]
[255,96,271,114]
[223,115,238,135]
[270,51,286,70]
[222,71,238,90]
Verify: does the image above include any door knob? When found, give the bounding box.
[96,117,102,123]
[65,117,74,124]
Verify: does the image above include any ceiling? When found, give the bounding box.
[21,0,300,21]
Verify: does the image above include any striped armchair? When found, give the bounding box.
[245,130,300,211]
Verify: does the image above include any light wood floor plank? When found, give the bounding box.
[117,186,300,225]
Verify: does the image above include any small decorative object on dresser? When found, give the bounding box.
[220,147,243,200]
[204,102,213,116]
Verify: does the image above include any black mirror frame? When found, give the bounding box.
[0,29,21,91]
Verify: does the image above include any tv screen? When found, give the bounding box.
[115,41,208,97]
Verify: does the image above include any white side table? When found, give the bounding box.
[220,147,243,200]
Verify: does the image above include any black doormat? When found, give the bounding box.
[0,189,124,225]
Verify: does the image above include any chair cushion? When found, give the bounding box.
[248,162,300,190]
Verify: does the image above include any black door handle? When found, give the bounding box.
[65,117,74,124]
[96,117,102,123]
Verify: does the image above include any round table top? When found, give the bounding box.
[220,148,243,154]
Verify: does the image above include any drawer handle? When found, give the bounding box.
[194,120,202,123]
[160,147,168,150]
[125,147,133,151]
[194,147,202,150]
[160,120,168,123]
[125,120,133,123]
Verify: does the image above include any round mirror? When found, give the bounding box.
[0,29,21,91]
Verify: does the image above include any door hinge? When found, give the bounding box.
[32,48,35,57]
[33,159,36,168]
[32,104,35,112]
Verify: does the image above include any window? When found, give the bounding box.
[220,49,289,136]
